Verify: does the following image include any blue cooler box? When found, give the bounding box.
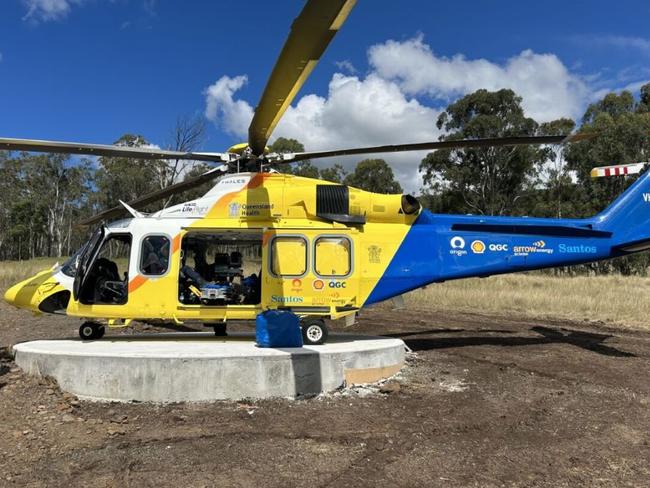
[256,310,303,348]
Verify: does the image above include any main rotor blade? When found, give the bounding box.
[0,137,231,163]
[248,0,357,155]
[278,134,592,163]
[80,166,227,226]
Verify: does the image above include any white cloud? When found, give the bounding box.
[22,0,85,22]
[334,59,357,74]
[368,36,589,122]
[203,37,641,192]
[274,73,441,190]
[203,72,440,191]
[204,75,254,139]
[572,35,650,56]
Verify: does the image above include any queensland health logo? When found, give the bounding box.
[228,202,241,217]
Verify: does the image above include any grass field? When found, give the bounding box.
[0,257,62,290]
[2,258,649,330]
[401,273,650,330]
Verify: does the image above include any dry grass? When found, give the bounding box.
[0,257,62,291]
[2,259,650,330]
[402,273,650,331]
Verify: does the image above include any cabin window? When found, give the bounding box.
[271,236,308,277]
[140,235,171,276]
[314,236,351,277]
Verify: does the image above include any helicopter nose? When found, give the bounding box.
[3,282,20,306]
[3,270,59,312]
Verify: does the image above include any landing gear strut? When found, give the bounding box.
[79,321,105,341]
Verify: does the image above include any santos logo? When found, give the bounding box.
[644,193,650,203]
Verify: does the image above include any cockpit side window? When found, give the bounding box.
[79,233,132,305]
[140,235,171,276]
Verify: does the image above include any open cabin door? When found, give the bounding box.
[262,229,359,317]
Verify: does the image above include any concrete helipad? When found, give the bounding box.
[12,332,406,402]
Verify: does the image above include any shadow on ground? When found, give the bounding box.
[389,325,636,358]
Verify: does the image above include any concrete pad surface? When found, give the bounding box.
[13,332,406,402]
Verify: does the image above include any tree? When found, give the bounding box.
[159,114,207,190]
[565,85,650,215]
[535,118,577,218]
[344,159,402,194]
[269,137,319,177]
[270,137,347,180]
[93,134,165,213]
[0,152,92,259]
[319,164,347,183]
[419,89,556,216]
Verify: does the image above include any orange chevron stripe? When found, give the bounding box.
[206,173,270,219]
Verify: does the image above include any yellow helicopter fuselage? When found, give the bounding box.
[4,172,419,326]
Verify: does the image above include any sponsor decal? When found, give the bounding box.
[181,202,208,214]
[368,245,382,263]
[312,279,325,291]
[329,280,347,289]
[644,193,650,203]
[291,278,303,292]
[271,295,304,303]
[513,240,554,256]
[471,240,486,254]
[229,202,275,217]
[489,243,509,252]
[559,244,597,254]
[228,202,241,217]
[221,177,247,185]
[450,236,467,256]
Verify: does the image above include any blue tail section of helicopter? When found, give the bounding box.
[366,170,650,305]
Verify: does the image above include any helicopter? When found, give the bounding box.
[3,0,650,345]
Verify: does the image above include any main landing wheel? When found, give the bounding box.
[301,318,328,346]
[212,323,228,337]
[79,321,105,341]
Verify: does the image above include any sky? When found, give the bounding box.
[1,0,649,191]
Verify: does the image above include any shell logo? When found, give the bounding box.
[471,240,486,254]
[312,279,325,291]
[292,278,302,288]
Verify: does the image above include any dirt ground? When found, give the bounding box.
[0,300,649,488]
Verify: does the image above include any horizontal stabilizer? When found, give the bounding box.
[591,163,646,178]
[614,237,650,253]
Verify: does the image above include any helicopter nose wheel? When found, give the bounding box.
[79,321,105,341]
[301,318,328,345]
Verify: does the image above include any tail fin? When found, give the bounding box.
[595,168,650,250]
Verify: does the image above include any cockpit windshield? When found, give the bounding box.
[61,227,102,278]
[61,246,86,278]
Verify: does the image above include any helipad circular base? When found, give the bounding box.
[12,333,405,402]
